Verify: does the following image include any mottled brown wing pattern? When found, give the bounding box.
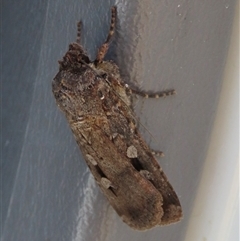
[52,6,182,230]
[61,73,182,230]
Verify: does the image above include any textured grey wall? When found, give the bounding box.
[2,0,237,240]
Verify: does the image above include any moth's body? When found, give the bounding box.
[52,7,182,230]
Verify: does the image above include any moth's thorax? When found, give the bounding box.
[52,67,109,116]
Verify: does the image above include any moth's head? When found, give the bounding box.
[58,43,90,71]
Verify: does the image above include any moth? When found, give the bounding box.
[52,6,182,230]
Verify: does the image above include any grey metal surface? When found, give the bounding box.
[2,0,236,240]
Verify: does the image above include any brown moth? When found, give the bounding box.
[52,6,182,230]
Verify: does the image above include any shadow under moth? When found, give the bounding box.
[52,6,182,230]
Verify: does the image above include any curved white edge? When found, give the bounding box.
[184,2,239,241]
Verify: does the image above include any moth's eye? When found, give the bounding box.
[81,55,90,64]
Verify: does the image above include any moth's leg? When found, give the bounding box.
[95,6,117,64]
[151,150,164,157]
[76,21,82,44]
[127,87,176,99]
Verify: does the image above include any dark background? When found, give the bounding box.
[2,0,237,240]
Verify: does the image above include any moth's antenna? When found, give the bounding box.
[76,21,81,44]
[95,6,117,64]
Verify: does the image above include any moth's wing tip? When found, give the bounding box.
[159,204,183,225]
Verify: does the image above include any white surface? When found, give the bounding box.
[184,2,239,240]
